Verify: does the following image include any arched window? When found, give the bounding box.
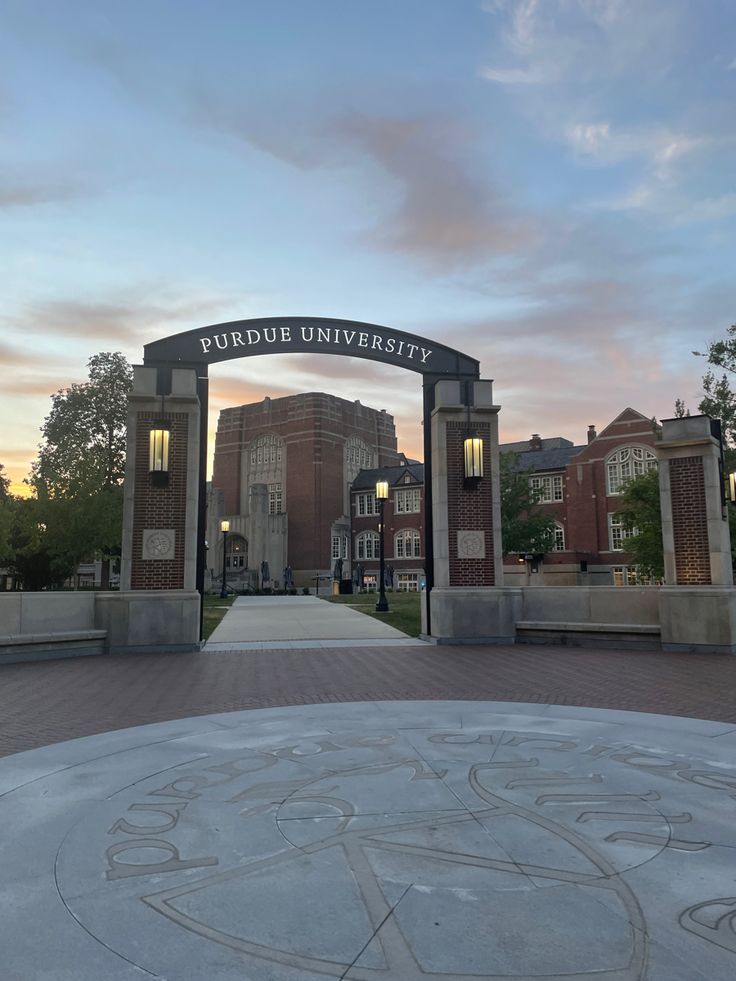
[249,433,283,467]
[345,438,374,472]
[356,532,380,560]
[606,445,657,495]
[394,529,421,558]
[552,523,565,552]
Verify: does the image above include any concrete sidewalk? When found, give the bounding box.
[205,594,426,650]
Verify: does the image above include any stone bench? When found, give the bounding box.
[515,621,661,650]
[0,630,108,664]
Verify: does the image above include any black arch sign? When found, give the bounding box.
[144,316,479,378]
[142,316,481,639]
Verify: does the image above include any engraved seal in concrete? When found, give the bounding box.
[142,528,176,560]
[37,704,736,980]
[457,530,485,559]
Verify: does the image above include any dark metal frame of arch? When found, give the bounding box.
[144,316,481,636]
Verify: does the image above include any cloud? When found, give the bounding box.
[480,0,684,89]
[0,176,92,209]
[4,290,240,344]
[0,341,50,367]
[565,122,706,171]
[331,113,536,266]
[208,374,295,409]
[194,92,535,268]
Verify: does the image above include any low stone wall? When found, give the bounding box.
[425,585,736,653]
[0,591,201,662]
[0,591,96,636]
[521,586,660,626]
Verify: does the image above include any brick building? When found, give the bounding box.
[350,461,425,592]
[209,393,399,587]
[208,396,661,591]
[501,407,659,585]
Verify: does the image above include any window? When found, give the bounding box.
[394,529,421,558]
[268,483,283,514]
[608,513,636,551]
[356,492,379,516]
[552,523,565,551]
[530,474,563,503]
[250,434,283,467]
[356,532,380,560]
[331,534,348,560]
[397,573,419,592]
[613,565,662,586]
[606,446,657,495]
[226,534,247,569]
[345,439,374,471]
[395,487,420,513]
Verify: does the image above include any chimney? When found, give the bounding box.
[529,434,542,451]
[587,425,597,444]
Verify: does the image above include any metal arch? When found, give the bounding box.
[142,318,480,640]
[143,315,480,379]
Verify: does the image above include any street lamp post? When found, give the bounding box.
[220,519,230,599]
[375,480,389,613]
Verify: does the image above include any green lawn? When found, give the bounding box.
[325,591,422,637]
[201,594,235,640]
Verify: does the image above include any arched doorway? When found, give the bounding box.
[121,317,497,640]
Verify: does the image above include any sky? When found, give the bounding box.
[2,0,735,494]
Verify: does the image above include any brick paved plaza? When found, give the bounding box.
[2,642,736,758]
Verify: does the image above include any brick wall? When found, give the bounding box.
[670,455,711,585]
[446,422,494,586]
[212,393,398,571]
[130,413,188,589]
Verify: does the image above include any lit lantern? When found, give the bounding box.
[464,437,484,479]
[149,427,170,473]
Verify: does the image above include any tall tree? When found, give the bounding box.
[31,352,132,495]
[499,451,556,555]
[28,352,133,587]
[688,323,736,451]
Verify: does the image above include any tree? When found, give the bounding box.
[31,352,132,495]
[686,323,736,452]
[616,469,664,580]
[0,464,12,567]
[499,451,556,555]
[28,352,133,587]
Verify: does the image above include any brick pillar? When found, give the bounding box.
[658,415,732,586]
[430,379,502,587]
[657,416,736,654]
[120,366,201,591]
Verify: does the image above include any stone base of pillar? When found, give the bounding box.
[659,586,736,654]
[95,591,201,654]
[422,587,521,644]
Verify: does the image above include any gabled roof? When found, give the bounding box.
[351,463,424,490]
[597,407,653,438]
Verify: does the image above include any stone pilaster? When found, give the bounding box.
[657,415,732,586]
[120,366,201,591]
[430,380,501,588]
[657,416,736,653]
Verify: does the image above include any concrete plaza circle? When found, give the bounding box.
[2,700,736,980]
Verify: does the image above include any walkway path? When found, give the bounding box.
[205,594,424,650]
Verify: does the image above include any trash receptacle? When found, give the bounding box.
[339,580,353,595]
[332,581,340,596]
